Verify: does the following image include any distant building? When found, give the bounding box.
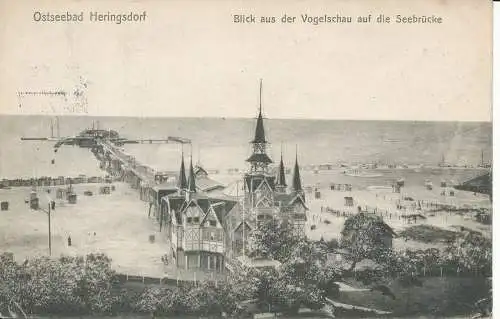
[194,164,226,193]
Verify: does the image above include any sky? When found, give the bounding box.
[0,0,493,121]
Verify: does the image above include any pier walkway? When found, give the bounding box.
[96,140,176,187]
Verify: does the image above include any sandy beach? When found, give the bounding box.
[0,182,228,282]
[299,172,491,251]
[0,167,491,280]
[0,182,169,276]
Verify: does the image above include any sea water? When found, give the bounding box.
[0,115,491,183]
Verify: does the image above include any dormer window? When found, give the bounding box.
[193,217,200,223]
[187,217,192,223]
[209,220,217,227]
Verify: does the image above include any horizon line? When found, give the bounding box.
[0,113,492,124]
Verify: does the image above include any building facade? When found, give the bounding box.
[232,81,308,256]
[160,154,237,273]
[158,81,308,269]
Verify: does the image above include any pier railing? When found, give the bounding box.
[98,140,158,184]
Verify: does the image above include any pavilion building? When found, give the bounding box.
[231,80,308,256]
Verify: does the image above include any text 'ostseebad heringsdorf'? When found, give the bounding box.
[33,11,147,24]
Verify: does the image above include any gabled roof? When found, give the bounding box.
[274,192,307,209]
[234,220,253,233]
[162,188,237,226]
[244,174,276,192]
[183,200,205,220]
[201,203,224,227]
[196,176,225,193]
[167,196,207,224]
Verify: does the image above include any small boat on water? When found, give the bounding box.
[343,169,382,178]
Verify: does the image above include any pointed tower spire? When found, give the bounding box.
[247,79,272,174]
[292,145,303,195]
[178,150,188,190]
[188,154,196,193]
[252,79,266,144]
[276,143,287,192]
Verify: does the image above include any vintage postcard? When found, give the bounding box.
[0,0,493,318]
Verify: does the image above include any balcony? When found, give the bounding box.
[183,240,224,254]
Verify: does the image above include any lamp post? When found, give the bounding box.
[29,197,54,256]
[38,202,53,256]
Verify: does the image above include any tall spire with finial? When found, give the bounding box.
[178,148,188,190]
[276,143,287,192]
[247,79,272,173]
[187,147,196,193]
[253,79,266,144]
[292,145,303,195]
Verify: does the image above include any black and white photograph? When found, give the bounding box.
[0,0,494,318]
